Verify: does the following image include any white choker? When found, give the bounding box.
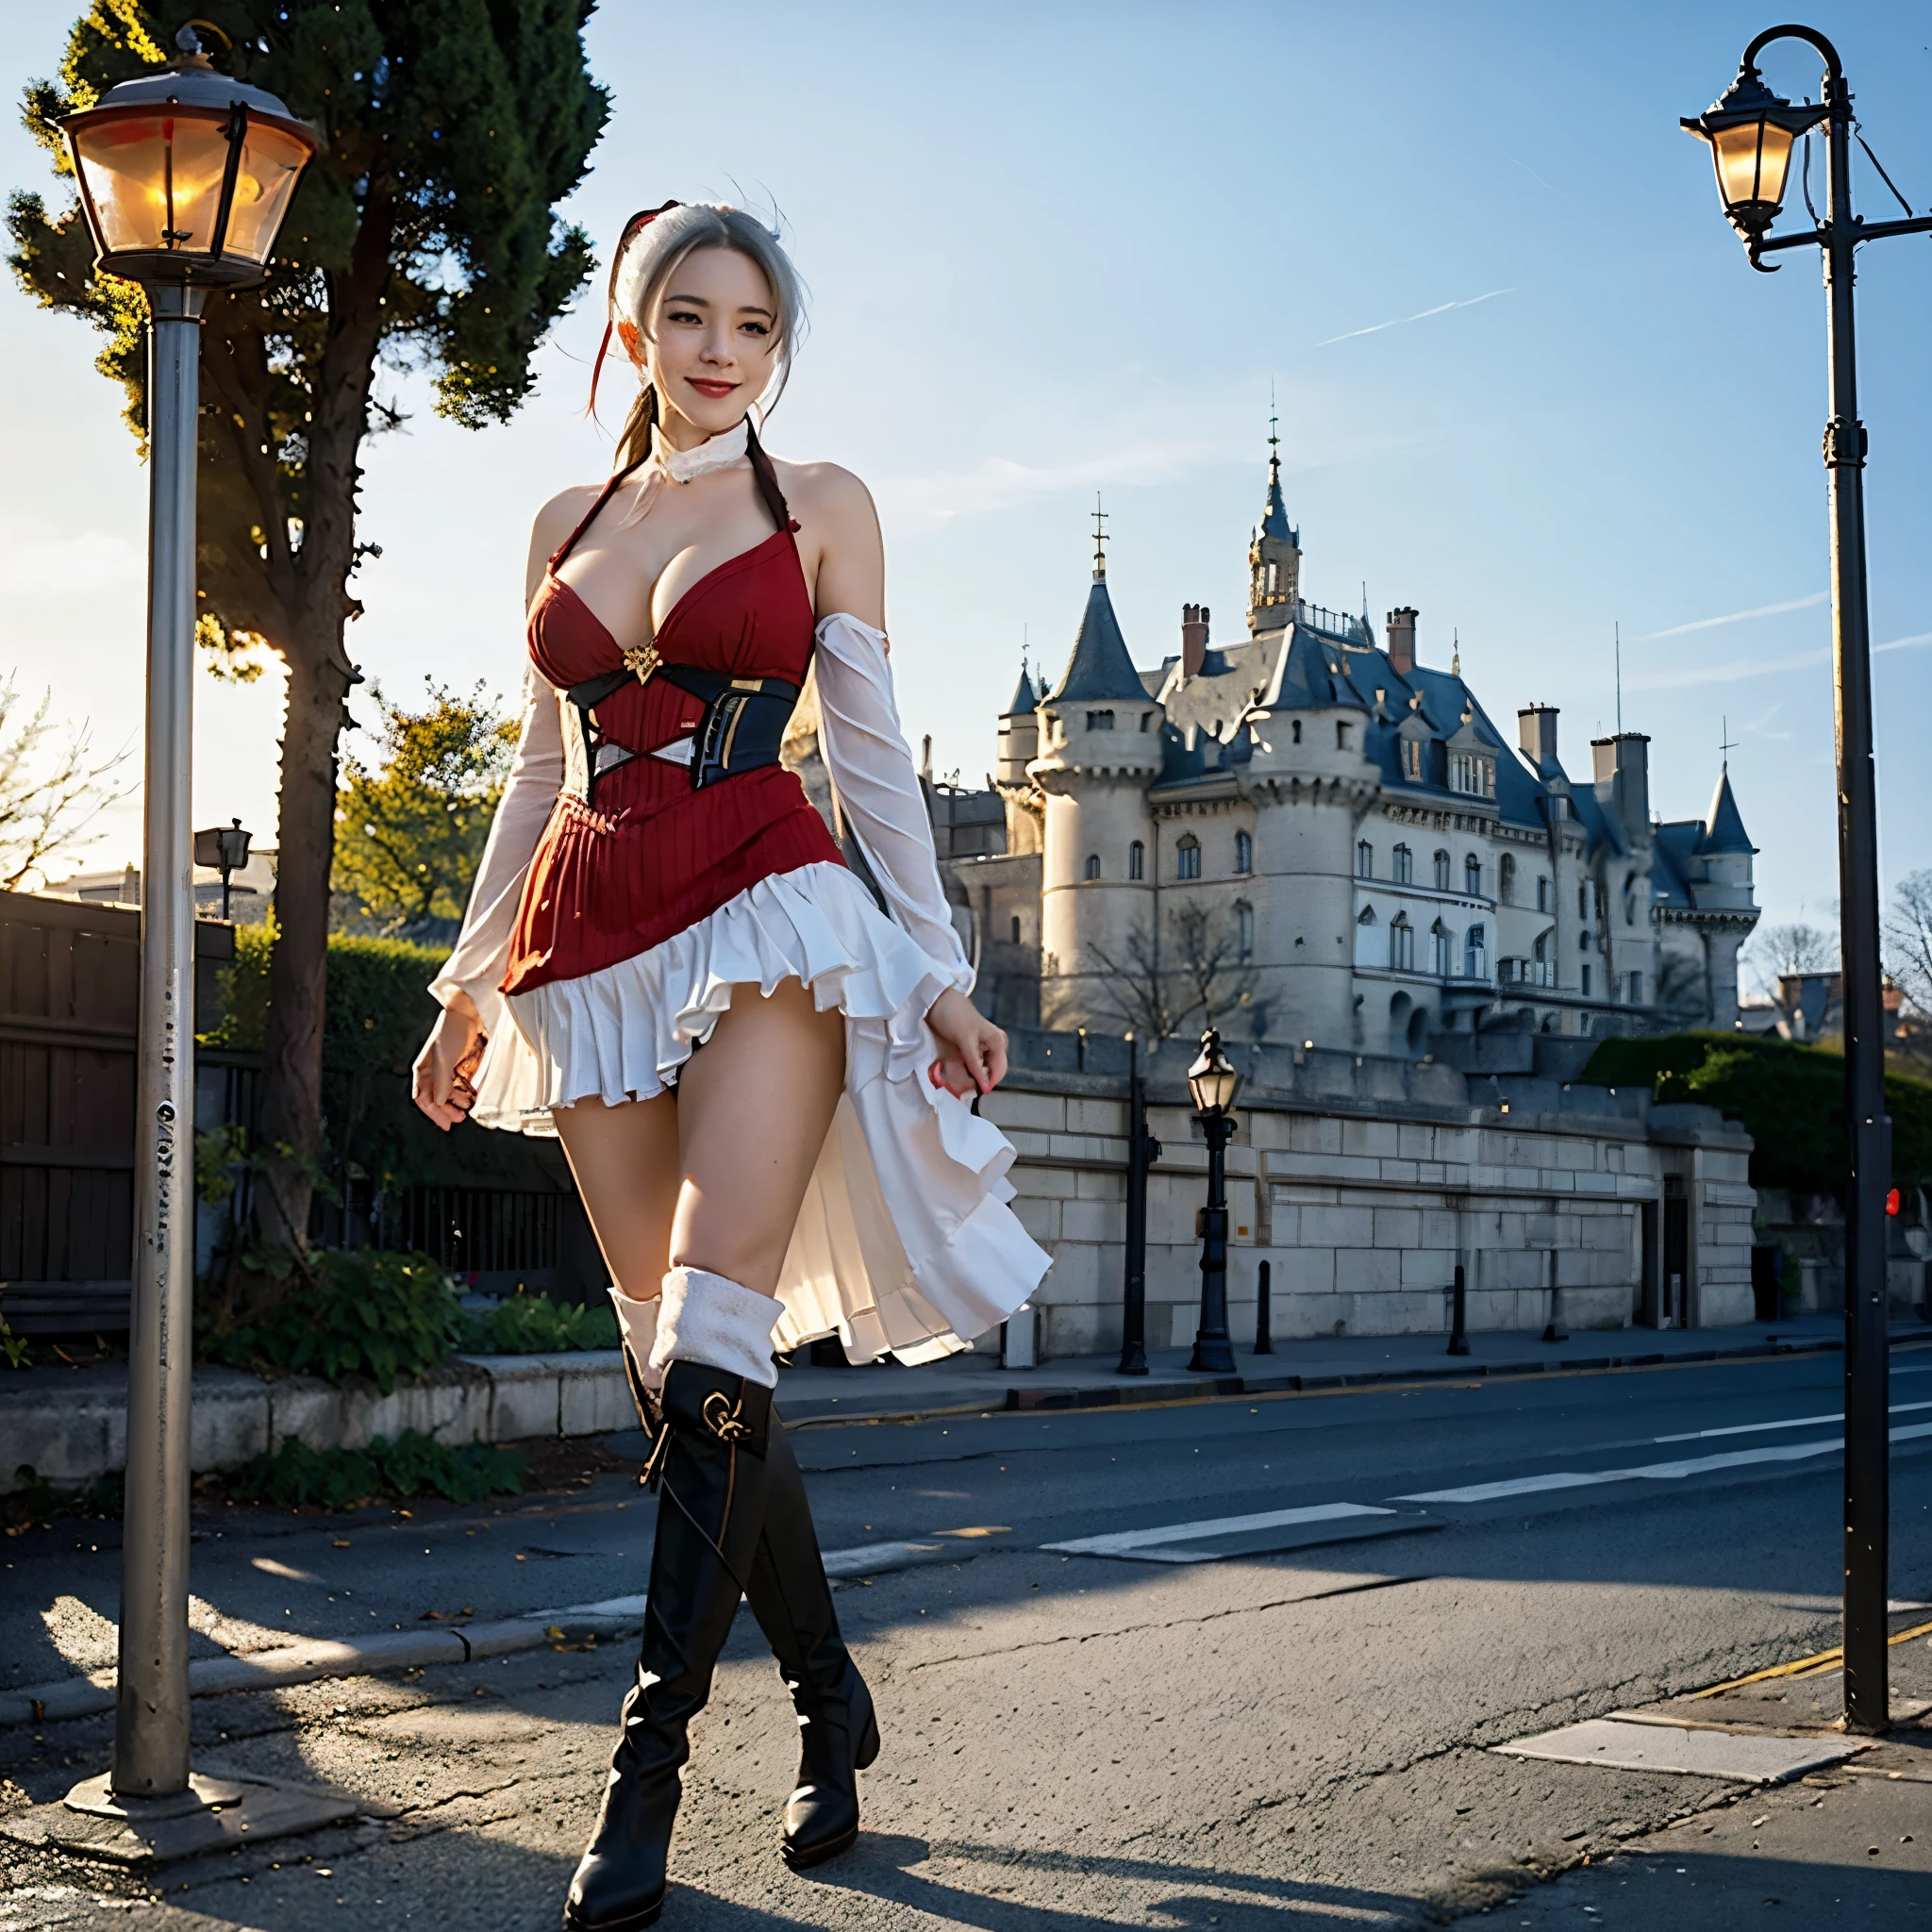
[658,418,749,483]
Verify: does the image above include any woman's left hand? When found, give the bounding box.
[926,988,1008,1098]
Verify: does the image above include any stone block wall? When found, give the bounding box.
[979,1055,1755,1360]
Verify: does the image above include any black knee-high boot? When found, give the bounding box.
[742,1413,880,1868]
[564,1363,772,1932]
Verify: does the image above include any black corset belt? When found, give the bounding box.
[564,661,803,806]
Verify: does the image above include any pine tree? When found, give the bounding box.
[9,3,608,1250]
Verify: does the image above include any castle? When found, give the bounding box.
[932,439,1760,1055]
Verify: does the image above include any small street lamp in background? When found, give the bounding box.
[1187,1028,1241,1374]
[52,26,319,1849]
[1682,23,1932,1736]
[192,818,252,922]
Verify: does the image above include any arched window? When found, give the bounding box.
[1499,853,1517,903]
[1128,840,1144,881]
[1389,913,1414,972]
[1532,929,1550,964]
[1536,874,1551,913]
[1084,853,1101,880]
[1357,840,1374,878]
[1392,843,1413,885]
[1010,915,1022,943]
[1430,919,1451,976]
[1432,849,1451,891]
[1235,900,1254,959]
[1464,854,1482,897]
[1087,709,1115,730]
[1465,923,1487,980]
[1234,829,1253,875]
[1291,719,1303,745]
[1176,834,1201,881]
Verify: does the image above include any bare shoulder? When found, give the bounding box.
[774,458,877,533]
[531,482,602,553]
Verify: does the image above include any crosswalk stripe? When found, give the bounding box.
[1655,1397,1932,1444]
[1043,1502,1391,1557]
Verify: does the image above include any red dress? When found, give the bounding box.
[507,493,844,995]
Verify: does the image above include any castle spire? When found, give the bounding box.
[1247,406,1302,634]
[1091,494,1109,581]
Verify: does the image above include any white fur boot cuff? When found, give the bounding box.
[649,1267,784,1390]
[608,1290,663,1396]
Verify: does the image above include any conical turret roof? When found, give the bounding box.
[1698,767,1756,855]
[1254,447,1298,548]
[1003,663,1038,716]
[1050,574,1144,704]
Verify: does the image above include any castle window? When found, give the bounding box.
[1084,853,1101,880]
[1499,853,1516,903]
[1465,923,1488,980]
[1266,560,1279,596]
[1291,719,1302,744]
[1128,840,1144,881]
[1390,913,1414,972]
[1536,874,1551,914]
[1432,849,1451,891]
[1624,876,1638,925]
[1235,899,1254,959]
[1581,962,1592,998]
[1629,970,1644,1005]
[1357,840,1374,878]
[1140,711,1152,732]
[1010,915,1022,943]
[1450,751,1495,798]
[1176,835,1201,881]
[1336,721,1351,750]
[1430,919,1451,977]
[1087,709,1115,730]
[1392,843,1413,885]
[1533,930,1550,965]
[1578,883,1589,920]
[1357,905,1377,924]
[1401,737,1424,782]
[1465,854,1482,896]
[1234,829,1253,875]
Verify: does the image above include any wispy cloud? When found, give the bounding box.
[1314,289,1513,349]
[1626,648,1828,692]
[876,434,1229,527]
[1876,630,1932,655]
[1643,591,1827,639]
[0,514,143,599]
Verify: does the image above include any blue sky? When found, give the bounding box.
[4,2,1929,962]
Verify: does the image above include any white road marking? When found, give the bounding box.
[1655,1398,1932,1443]
[1397,1419,1932,1505]
[1043,1502,1391,1557]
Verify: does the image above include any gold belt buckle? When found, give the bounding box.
[622,641,662,686]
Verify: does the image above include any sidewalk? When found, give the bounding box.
[770,1313,1932,1425]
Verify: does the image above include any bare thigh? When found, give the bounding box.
[551,977,844,1302]
[672,976,845,1295]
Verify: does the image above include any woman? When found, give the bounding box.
[411,201,1048,1931]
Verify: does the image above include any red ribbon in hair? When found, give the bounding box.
[589,200,684,418]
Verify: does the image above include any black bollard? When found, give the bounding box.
[1447,1262,1470,1357]
[1255,1257,1273,1356]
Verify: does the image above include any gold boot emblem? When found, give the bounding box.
[702,1390,754,1442]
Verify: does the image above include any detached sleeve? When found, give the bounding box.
[428,663,564,1034]
[812,612,974,993]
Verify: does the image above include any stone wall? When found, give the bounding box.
[977,1033,1756,1360]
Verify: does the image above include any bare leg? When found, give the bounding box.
[552,1089,682,1305]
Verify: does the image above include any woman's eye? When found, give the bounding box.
[740,321,770,338]
[666,308,702,325]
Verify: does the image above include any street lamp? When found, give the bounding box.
[1116,1032,1163,1376]
[57,26,316,1834]
[193,818,252,922]
[1683,24,1932,1737]
[1187,1028,1241,1375]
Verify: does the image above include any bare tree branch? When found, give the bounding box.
[0,674,133,891]
[1084,904,1258,1042]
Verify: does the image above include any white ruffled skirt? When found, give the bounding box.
[464,860,1050,1364]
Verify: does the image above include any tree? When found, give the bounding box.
[0,673,131,890]
[332,680,516,940]
[10,5,607,1251]
[1085,904,1258,1041]
[1745,920,1839,992]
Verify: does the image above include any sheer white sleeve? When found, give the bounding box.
[428,663,565,1033]
[811,612,974,994]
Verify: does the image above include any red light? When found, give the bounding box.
[1886,1187,1901,1217]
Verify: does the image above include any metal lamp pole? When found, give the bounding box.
[1685,23,1932,1734]
[1186,1029,1241,1375]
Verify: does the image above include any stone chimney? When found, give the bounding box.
[1180,604,1208,679]
[1591,732,1651,843]
[1386,607,1418,676]
[1518,705,1559,770]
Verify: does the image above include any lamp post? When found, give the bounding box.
[193,818,252,922]
[1187,1028,1241,1374]
[58,26,315,1824]
[1117,1032,1162,1376]
[1683,25,1932,1736]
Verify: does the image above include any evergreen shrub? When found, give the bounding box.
[228,1432,529,1510]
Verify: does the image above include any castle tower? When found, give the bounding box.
[1247,416,1301,634]
[994,659,1044,857]
[1031,517,1164,1026]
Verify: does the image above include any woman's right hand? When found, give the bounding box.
[412,994,485,1131]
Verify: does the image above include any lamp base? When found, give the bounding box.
[2,1770,361,1867]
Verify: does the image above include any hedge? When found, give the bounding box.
[1579,1031,1932,1198]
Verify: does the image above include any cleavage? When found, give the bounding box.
[555,500,777,654]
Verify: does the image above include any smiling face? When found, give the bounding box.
[617,244,781,446]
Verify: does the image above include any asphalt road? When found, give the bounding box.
[5,1343,1932,1929]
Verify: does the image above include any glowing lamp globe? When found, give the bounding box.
[60,28,316,288]
[1681,62,1826,242]
[1187,1028,1241,1118]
